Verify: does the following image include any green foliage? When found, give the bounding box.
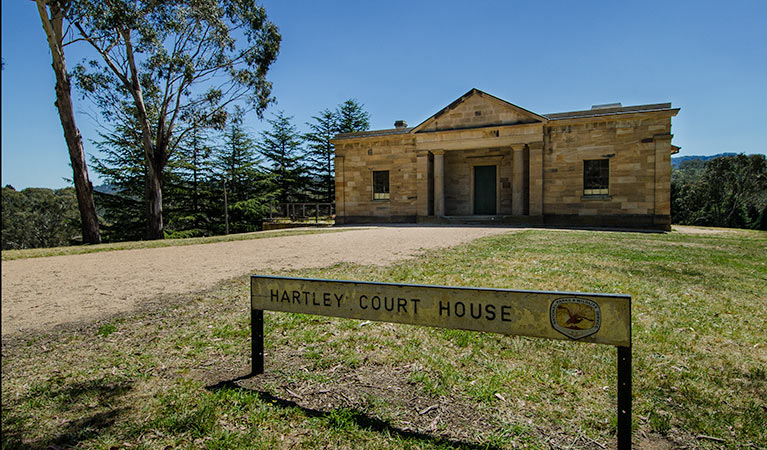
[672,153,767,229]
[70,0,281,239]
[304,109,338,203]
[97,323,117,337]
[229,198,271,233]
[215,112,264,205]
[304,100,371,203]
[166,115,219,235]
[258,111,308,203]
[1,186,81,249]
[90,112,147,242]
[336,99,371,134]
[91,102,273,240]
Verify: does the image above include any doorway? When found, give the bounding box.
[473,165,496,215]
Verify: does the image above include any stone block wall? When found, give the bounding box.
[335,136,418,222]
[542,114,672,218]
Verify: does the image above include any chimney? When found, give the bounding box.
[394,120,408,128]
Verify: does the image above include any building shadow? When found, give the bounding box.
[334,222,667,234]
[206,375,504,450]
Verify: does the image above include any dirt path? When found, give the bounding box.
[1,226,511,336]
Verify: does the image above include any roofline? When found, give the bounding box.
[333,127,414,141]
[544,103,678,120]
[409,88,548,133]
[333,95,680,142]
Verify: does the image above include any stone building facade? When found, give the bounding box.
[332,89,679,230]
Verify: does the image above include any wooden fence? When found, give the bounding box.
[268,203,334,223]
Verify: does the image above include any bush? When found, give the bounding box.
[1,186,81,249]
[671,154,767,229]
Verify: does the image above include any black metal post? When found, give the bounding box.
[251,309,264,375]
[617,346,632,449]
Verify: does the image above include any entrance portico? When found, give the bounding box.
[415,134,544,222]
[410,90,546,222]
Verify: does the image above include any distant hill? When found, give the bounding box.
[671,153,737,168]
[93,184,121,195]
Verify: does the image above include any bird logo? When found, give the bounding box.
[550,297,601,340]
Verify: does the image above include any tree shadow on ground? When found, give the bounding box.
[2,377,132,450]
[206,375,504,450]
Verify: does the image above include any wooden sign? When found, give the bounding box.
[250,276,630,347]
[249,275,633,449]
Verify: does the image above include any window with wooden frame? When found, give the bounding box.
[583,159,609,196]
[372,170,390,200]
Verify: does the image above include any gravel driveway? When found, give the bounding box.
[1,226,511,336]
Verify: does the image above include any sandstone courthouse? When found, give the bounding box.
[332,89,679,230]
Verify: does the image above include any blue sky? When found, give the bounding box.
[2,0,766,189]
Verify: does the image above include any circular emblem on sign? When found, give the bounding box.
[550,297,601,340]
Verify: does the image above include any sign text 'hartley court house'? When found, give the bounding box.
[331,89,680,230]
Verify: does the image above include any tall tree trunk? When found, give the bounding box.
[36,0,101,244]
[145,160,164,240]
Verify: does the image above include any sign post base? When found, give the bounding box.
[617,346,632,449]
[251,309,264,375]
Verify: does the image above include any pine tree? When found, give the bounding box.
[304,100,371,203]
[304,109,338,203]
[213,112,272,233]
[91,104,207,240]
[167,116,217,235]
[336,99,370,134]
[258,112,307,204]
[90,111,147,242]
[215,113,261,203]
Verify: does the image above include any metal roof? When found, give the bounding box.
[544,103,674,120]
[334,127,414,139]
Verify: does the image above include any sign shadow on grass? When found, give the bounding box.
[206,376,506,450]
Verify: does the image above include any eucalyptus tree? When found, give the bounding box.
[71,0,281,239]
[34,0,100,244]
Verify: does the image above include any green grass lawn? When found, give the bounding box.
[2,227,765,449]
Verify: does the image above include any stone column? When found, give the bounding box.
[416,152,429,218]
[512,146,524,215]
[528,141,544,217]
[434,151,445,217]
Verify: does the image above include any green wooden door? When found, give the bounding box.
[473,165,496,215]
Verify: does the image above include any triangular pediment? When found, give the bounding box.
[411,88,546,133]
